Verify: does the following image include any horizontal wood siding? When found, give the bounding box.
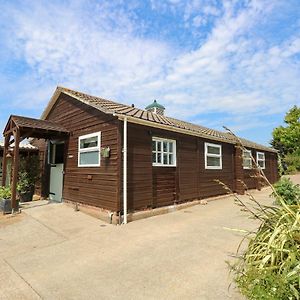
[198,140,235,198]
[44,94,120,211]
[127,124,153,210]
[264,152,278,184]
[153,167,176,207]
[178,137,199,201]
[127,124,236,210]
[126,123,278,211]
[243,148,278,189]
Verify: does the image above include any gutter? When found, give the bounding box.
[113,114,231,144]
[113,113,277,153]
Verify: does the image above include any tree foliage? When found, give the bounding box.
[272,106,300,173]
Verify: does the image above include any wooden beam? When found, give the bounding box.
[11,130,20,211]
[4,121,18,136]
[1,134,10,187]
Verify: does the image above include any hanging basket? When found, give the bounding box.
[101,147,111,158]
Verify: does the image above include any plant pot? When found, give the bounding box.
[0,198,19,214]
[19,187,34,202]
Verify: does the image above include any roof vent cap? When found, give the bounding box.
[145,100,165,115]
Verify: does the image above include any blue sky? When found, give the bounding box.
[0,0,299,146]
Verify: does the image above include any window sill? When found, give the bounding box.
[205,166,222,170]
[152,164,177,167]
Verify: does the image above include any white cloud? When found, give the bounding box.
[0,0,299,141]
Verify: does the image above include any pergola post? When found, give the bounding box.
[11,129,20,211]
[2,134,10,187]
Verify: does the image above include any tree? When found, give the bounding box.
[272,105,300,173]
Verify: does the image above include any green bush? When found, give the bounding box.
[272,177,300,205]
[0,186,12,199]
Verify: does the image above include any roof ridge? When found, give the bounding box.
[52,86,276,153]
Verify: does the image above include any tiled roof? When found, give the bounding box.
[48,87,276,153]
[11,115,69,133]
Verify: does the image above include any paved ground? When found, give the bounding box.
[0,174,299,300]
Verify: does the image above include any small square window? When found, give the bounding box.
[78,132,101,167]
[205,142,222,169]
[152,137,176,167]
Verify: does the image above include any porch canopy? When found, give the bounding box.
[2,115,69,210]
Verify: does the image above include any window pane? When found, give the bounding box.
[163,154,168,164]
[169,154,173,165]
[243,151,251,159]
[80,136,98,149]
[152,141,156,151]
[258,153,264,159]
[79,151,99,165]
[152,153,156,163]
[207,156,221,167]
[169,142,173,153]
[157,153,162,163]
[163,141,168,152]
[258,160,265,168]
[243,158,252,168]
[157,141,161,151]
[207,145,220,155]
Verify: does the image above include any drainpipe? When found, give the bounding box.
[123,117,128,224]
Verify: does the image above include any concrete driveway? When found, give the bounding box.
[1,177,293,300]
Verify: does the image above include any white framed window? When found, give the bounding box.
[205,142,222,170]
[78,132,101,167]
[256,152,265,169]
[243,149,252,169]
[152,137,176,167]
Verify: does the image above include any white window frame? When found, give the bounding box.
[205,142,222,170]
[243,149,252,169]
[78,132,101,167]
[256,151,265,169]
[152,137,176,167]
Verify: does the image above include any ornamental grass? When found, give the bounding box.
[222,128,300,299]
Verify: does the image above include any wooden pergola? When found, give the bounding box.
[2,115,69,211]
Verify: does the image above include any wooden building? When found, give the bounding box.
[2,87,278,221]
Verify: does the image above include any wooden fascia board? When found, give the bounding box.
[3,117,18,136]
[41,87,113,121]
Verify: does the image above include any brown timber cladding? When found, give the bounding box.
[37,94,120,212]
[126,123,236,211]
[243,149,278,190]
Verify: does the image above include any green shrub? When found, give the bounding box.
[230,191,300,299]
[236,267,292,300]
[272,177,300,205]
[0,186,12,199]
[285,150,300,174]
[17,155,40,193]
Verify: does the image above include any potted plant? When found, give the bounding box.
[0,186,14,213]
[17,155,40,202]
